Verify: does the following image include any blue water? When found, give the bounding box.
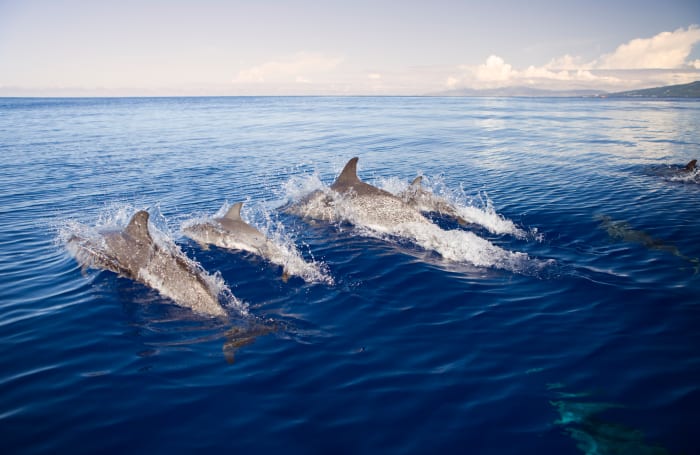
[1,96,699,454]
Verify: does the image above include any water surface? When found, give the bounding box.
[1,96,699,454]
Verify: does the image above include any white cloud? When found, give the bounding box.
[233,52,344,84]
[448,54,622,90]
[474,55,514,82]
[447,25,700,91]
[597,25,700,69]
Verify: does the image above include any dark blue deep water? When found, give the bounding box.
[1,96,699,454]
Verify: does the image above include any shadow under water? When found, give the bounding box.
[222,320,277,364]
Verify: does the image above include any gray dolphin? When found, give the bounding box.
[285,157,429,229]
[183,202,293,280]
[399,175,469,226]
[68,210,227,318]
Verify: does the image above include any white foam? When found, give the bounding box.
[669,167,700,183]
[373,221,540,273]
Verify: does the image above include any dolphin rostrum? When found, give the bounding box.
[286,157,429,230]
[67,210,228,317]
[399,175,468,226]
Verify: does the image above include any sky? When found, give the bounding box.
[1,0,699,96]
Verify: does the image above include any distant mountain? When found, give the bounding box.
[429,86,605,98]
[606,80,700,98]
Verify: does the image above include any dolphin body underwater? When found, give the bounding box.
[596,214,699,272]
[182,202,294,280]
[284,157,430,230]
[67,210,228,317]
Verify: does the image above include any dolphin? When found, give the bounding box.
[285,157,429,230]
[67,210,228,318]
[183,202,295,280]
[284,158,533,271]
[596,215,682,256]
[550,387,670,455]
[684,159,697,172]
[596,215,699,272]
[399,175,469,226]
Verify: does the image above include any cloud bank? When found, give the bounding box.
[447,25,700,92]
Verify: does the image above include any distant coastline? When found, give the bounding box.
[430,80,700,99]
[604,80,700,98]
[1,81,699,99]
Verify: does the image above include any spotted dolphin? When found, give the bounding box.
[67,210,227,317]
[183,202,294,280]
[285,157,429,230]
[399,175,468,226]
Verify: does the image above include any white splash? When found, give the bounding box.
[368,221,539,273]
[669,167,700,183]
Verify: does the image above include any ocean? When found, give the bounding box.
[1,96,698,454]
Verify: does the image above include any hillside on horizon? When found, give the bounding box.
[606,80,700,98]
[430,80,700,98]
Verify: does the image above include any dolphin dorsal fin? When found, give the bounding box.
[331,157,361,190]
[685,159,697,171]
[224,202,243,221]
[125,210,152,242]
[410,176,423,188]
